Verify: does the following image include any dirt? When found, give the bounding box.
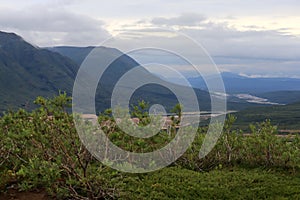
[0,189,51,200]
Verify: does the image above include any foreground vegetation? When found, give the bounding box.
[0,94,300,199]
[233,101,300,130]
[122,167,300,199]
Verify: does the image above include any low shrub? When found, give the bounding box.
[1,94,300,199]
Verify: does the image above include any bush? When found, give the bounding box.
[177,115,300,171]
[0,93,122,199]
[1,94,300,199]
[119,167,300,200]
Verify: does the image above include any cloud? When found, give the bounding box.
[130,16,300,61]
[136,13,300,59]
[116,13,300,77]
[183,25,300,60]
[0,1,299,78]
[0,5,110,46]
[151,13,206,26]
[185,25,300,77]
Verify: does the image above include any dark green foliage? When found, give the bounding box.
[0,93,122,199]
[120,167,300,200]
[177,115,300,172]
[130,100,151,125]
[98,101,176,153]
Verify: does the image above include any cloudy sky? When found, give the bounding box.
[1,0,300,77]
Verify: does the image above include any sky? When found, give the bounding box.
[0,0,300,77]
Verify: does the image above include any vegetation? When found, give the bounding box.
[120,167,300,200]
[258,90,300,104]
[1,94,300,199]
[233,101,300,130]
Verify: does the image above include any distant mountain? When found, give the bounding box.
[188,72,300,94]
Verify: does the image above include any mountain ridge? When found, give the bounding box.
[0,31,277,113]
[188,72,300,94]
[0,31,212,113]
[0,31,79,111]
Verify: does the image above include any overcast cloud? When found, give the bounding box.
[151,13,207,26]
[0,0,299,77]
[121,14,300,77]
[0,4,110,46]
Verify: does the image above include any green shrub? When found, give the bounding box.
[1,94,300,199]
[119,167,300,200]
[0,93,122,199]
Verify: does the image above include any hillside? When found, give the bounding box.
[49,46,215,112]
[0,31,78,112]
[48,46,257,110]
[258,90,300,104]
[0,31,266,114]
[48,46,94,65]
[0,31,214,113]
[233,101,300,130]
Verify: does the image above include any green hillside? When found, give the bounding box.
[234,101,300,130]
[0,31,263,114]
[49,46,258,111]
[48,46,94,65]
[0,32,180,112]
[0,31,78,112]
[0,31,213,113]
[258,90,300,104]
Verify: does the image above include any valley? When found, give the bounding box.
[1,30,300,199]
[1,1,300,199]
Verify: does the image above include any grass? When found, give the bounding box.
[120,166,300,200]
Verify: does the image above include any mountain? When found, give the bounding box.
[48,46,213,112]
[188,72,300,94]
[49,46,262,111]
[0,31,78,112]
[48,46,93,66]
[0,32,167,112]
[0,31,216,113]
[0,31,268,114]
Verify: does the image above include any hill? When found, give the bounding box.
[48,46,255,112]
[233,101,300,130]
[0,31,78,112]
[49,46,215,112]
[257,90,300,104]
[48,46,94,65]
[0,31,264,114]
[0,31,214,113]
